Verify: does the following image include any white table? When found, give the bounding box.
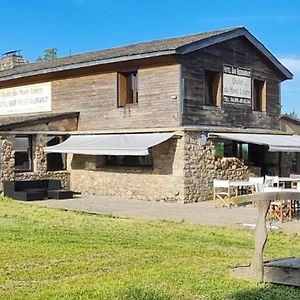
[278,177,300,188]
[228,181,257,204]
[229,181,257,188]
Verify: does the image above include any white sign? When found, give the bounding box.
[223,65,251,105]
[0,82,52,116]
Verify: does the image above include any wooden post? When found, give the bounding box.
[249,197,271,281]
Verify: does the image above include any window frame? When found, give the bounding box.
[14,135,33,172]
[46,135,68,171]
[117,70,138,107]
[105,150,153,168]
[253,78,266,112]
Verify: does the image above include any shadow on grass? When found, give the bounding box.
[229,284,300,300]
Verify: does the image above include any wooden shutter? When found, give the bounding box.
[261,81,267,112]
[118,73,127,107]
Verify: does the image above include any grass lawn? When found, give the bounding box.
[0,197,299,300]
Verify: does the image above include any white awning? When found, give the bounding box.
[44,132,175,156]
[208,132,300,152]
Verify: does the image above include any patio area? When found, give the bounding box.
[31,195,299,234]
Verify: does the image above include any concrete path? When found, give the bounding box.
[33,195,299,234]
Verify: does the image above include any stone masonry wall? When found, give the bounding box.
[0,135,15,191]
[183,131,253,203]
[69,136,185,202]
[0,134,70,193]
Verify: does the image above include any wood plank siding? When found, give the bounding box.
[181,36,283,129]
[50,63,180,130]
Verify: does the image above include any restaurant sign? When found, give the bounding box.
[0,82,52,116]
[223,65,251,105]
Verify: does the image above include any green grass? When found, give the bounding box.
[0,196,299,300]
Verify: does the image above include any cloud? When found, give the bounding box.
[279,57,300,73]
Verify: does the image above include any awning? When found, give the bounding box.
[208,132,300,152]
[44,132,175,156]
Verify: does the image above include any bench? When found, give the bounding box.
[3,179,73,201]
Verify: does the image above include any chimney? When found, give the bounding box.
[0,50,29,71]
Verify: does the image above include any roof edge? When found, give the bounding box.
[176,27,293,80]
[0,111,79,130]
[0,50,176,83]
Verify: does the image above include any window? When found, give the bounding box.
[253,79,266,111]
[46,136,67,171]
[106,152,153,168]
[204,70,221,106]
[118,71,138,107]
[14,135,32,171]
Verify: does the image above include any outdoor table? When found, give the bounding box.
[278,177,300,188]
[228,180,257,204]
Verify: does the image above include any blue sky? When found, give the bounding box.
[1,0,300,115]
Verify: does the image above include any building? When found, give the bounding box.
[0,26,296,203]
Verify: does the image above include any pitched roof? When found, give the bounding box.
[281,114,300,125]
[0,26,292,81]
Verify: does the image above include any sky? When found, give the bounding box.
[0,0,300,115]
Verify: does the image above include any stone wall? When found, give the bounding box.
[68,136,185,202]
[183,131,252,202]
[0,134,70,193]
[0,135,15,191]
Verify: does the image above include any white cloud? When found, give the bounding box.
[279,57,300,73]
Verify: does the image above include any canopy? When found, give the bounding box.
[208,132,300,152]
[44,132,175,156]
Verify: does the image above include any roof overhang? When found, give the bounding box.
[44,132,175,155]
[0,51,176,83]
[0,111,79,131]
[209,132,300,152]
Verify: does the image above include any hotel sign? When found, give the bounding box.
[223,65,251,105]
[0,82,52,116]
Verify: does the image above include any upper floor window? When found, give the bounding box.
[118,71,138,107]
[13,135,32,172]
[253,79,266,112]
[204,70,221,106]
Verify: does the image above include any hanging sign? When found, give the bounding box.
[223,65,251,105]
[0,82,52,116]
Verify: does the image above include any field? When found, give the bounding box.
[0,196,299,299]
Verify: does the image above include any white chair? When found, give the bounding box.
[213,179,231,208]
[268,199,292,223]
[262,185,292,223]
[249,177,264,192]
[290,176,300,216]
[264,175,279,187]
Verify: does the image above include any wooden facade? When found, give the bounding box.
[51,63,180,130]
[181,37,283,129]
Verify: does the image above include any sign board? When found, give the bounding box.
[0,82,52,116]
[223,65,251,105]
